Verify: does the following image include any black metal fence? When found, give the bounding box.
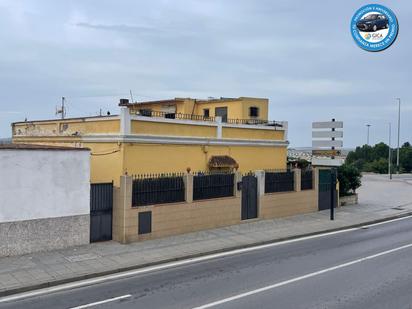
[132,174,185,206]
[265,170,295,193]
[226,118,283,127]
[138,110,215,122]
[137,109,283,127]
[301,169,313,190]
[193,172,234,200]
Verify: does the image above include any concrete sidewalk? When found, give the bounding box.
[1,174,412,297]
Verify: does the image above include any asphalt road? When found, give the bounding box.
[2,217,412,309]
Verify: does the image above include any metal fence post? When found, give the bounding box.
[293,168,301,192]
[254,170,265,218]
[184,173,194,203]
[254,170,265,197]
[113,175,132,244]
[234,171,242,198]
[313,167,319,191]
[330,169,336,221]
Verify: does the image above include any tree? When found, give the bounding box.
[400,143,412,172]
[372,142,389,161]
[338,163,362,196]
[345,141,412,174]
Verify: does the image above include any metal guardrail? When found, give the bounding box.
[138,110,216,122]
[137,109,283,127]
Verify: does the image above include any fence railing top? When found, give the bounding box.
[191,170,235,176]
[135,110,283,127]
[132,172,185,180]
[241,171,256,177]
[264,169,293,173]
[301,168,313,173]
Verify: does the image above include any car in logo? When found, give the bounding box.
[356,14,388,32]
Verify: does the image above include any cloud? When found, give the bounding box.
[0,111,22,115]
[74,22,163,35]
[0,0,410,148]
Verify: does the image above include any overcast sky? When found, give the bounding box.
[0,0,410,147]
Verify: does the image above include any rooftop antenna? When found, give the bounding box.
[130,90,134,103]
[56,96,66,119]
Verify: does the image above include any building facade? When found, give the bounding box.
[12,97,288,184]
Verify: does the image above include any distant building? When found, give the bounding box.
[12,97,288,184]
[0,138,11,144]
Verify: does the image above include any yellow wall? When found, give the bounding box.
[87,143,123,185]
[62,120,119,134]
[11,103,286,185]
[123,143,286,175]
[193,100,243,120]
[12,136,82,147]
[222,127,284,140]
[128,101,192,115]
[193,98,268,120]
[241,98,268,121]
[13,135,286,183]
[131,120,216,137]
[13,118,120,136]
[124,97,269,121]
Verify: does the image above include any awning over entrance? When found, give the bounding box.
[208,155,237,168]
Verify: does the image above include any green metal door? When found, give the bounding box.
[318,169,337,211]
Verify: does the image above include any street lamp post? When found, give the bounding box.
[396,98,401,173]
[388,122,392,180]
[366,124,371,145]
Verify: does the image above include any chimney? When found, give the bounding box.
[119,98,130,106]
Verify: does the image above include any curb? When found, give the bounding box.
[1,211,412,298]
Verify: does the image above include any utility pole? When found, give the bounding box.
[330,118,336,221]
[130,90,134,103]
[62,97,66,119]
[388,122,392,180]
[366,124,371,145]
[396,98,401,173]
[56,97,66,119]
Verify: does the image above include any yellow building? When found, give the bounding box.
[12,97,288,184]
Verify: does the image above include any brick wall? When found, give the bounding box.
[113,168,319,244]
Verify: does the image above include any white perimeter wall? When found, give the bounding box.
[0,149,90,222]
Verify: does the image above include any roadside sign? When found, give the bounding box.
[312,119,343,166]
[312,121,343,129]
[312,149,341,157]
[312,131,343,138]
[312,158,344,166]
[312,140,343,148]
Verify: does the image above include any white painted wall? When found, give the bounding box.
[0,149,90,222]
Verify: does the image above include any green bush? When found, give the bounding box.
[346,142,412,174]
[337,163,362,197]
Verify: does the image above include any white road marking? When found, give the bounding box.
[69,294,131,309]
[0,215,411,304]
[192,242,412,309]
